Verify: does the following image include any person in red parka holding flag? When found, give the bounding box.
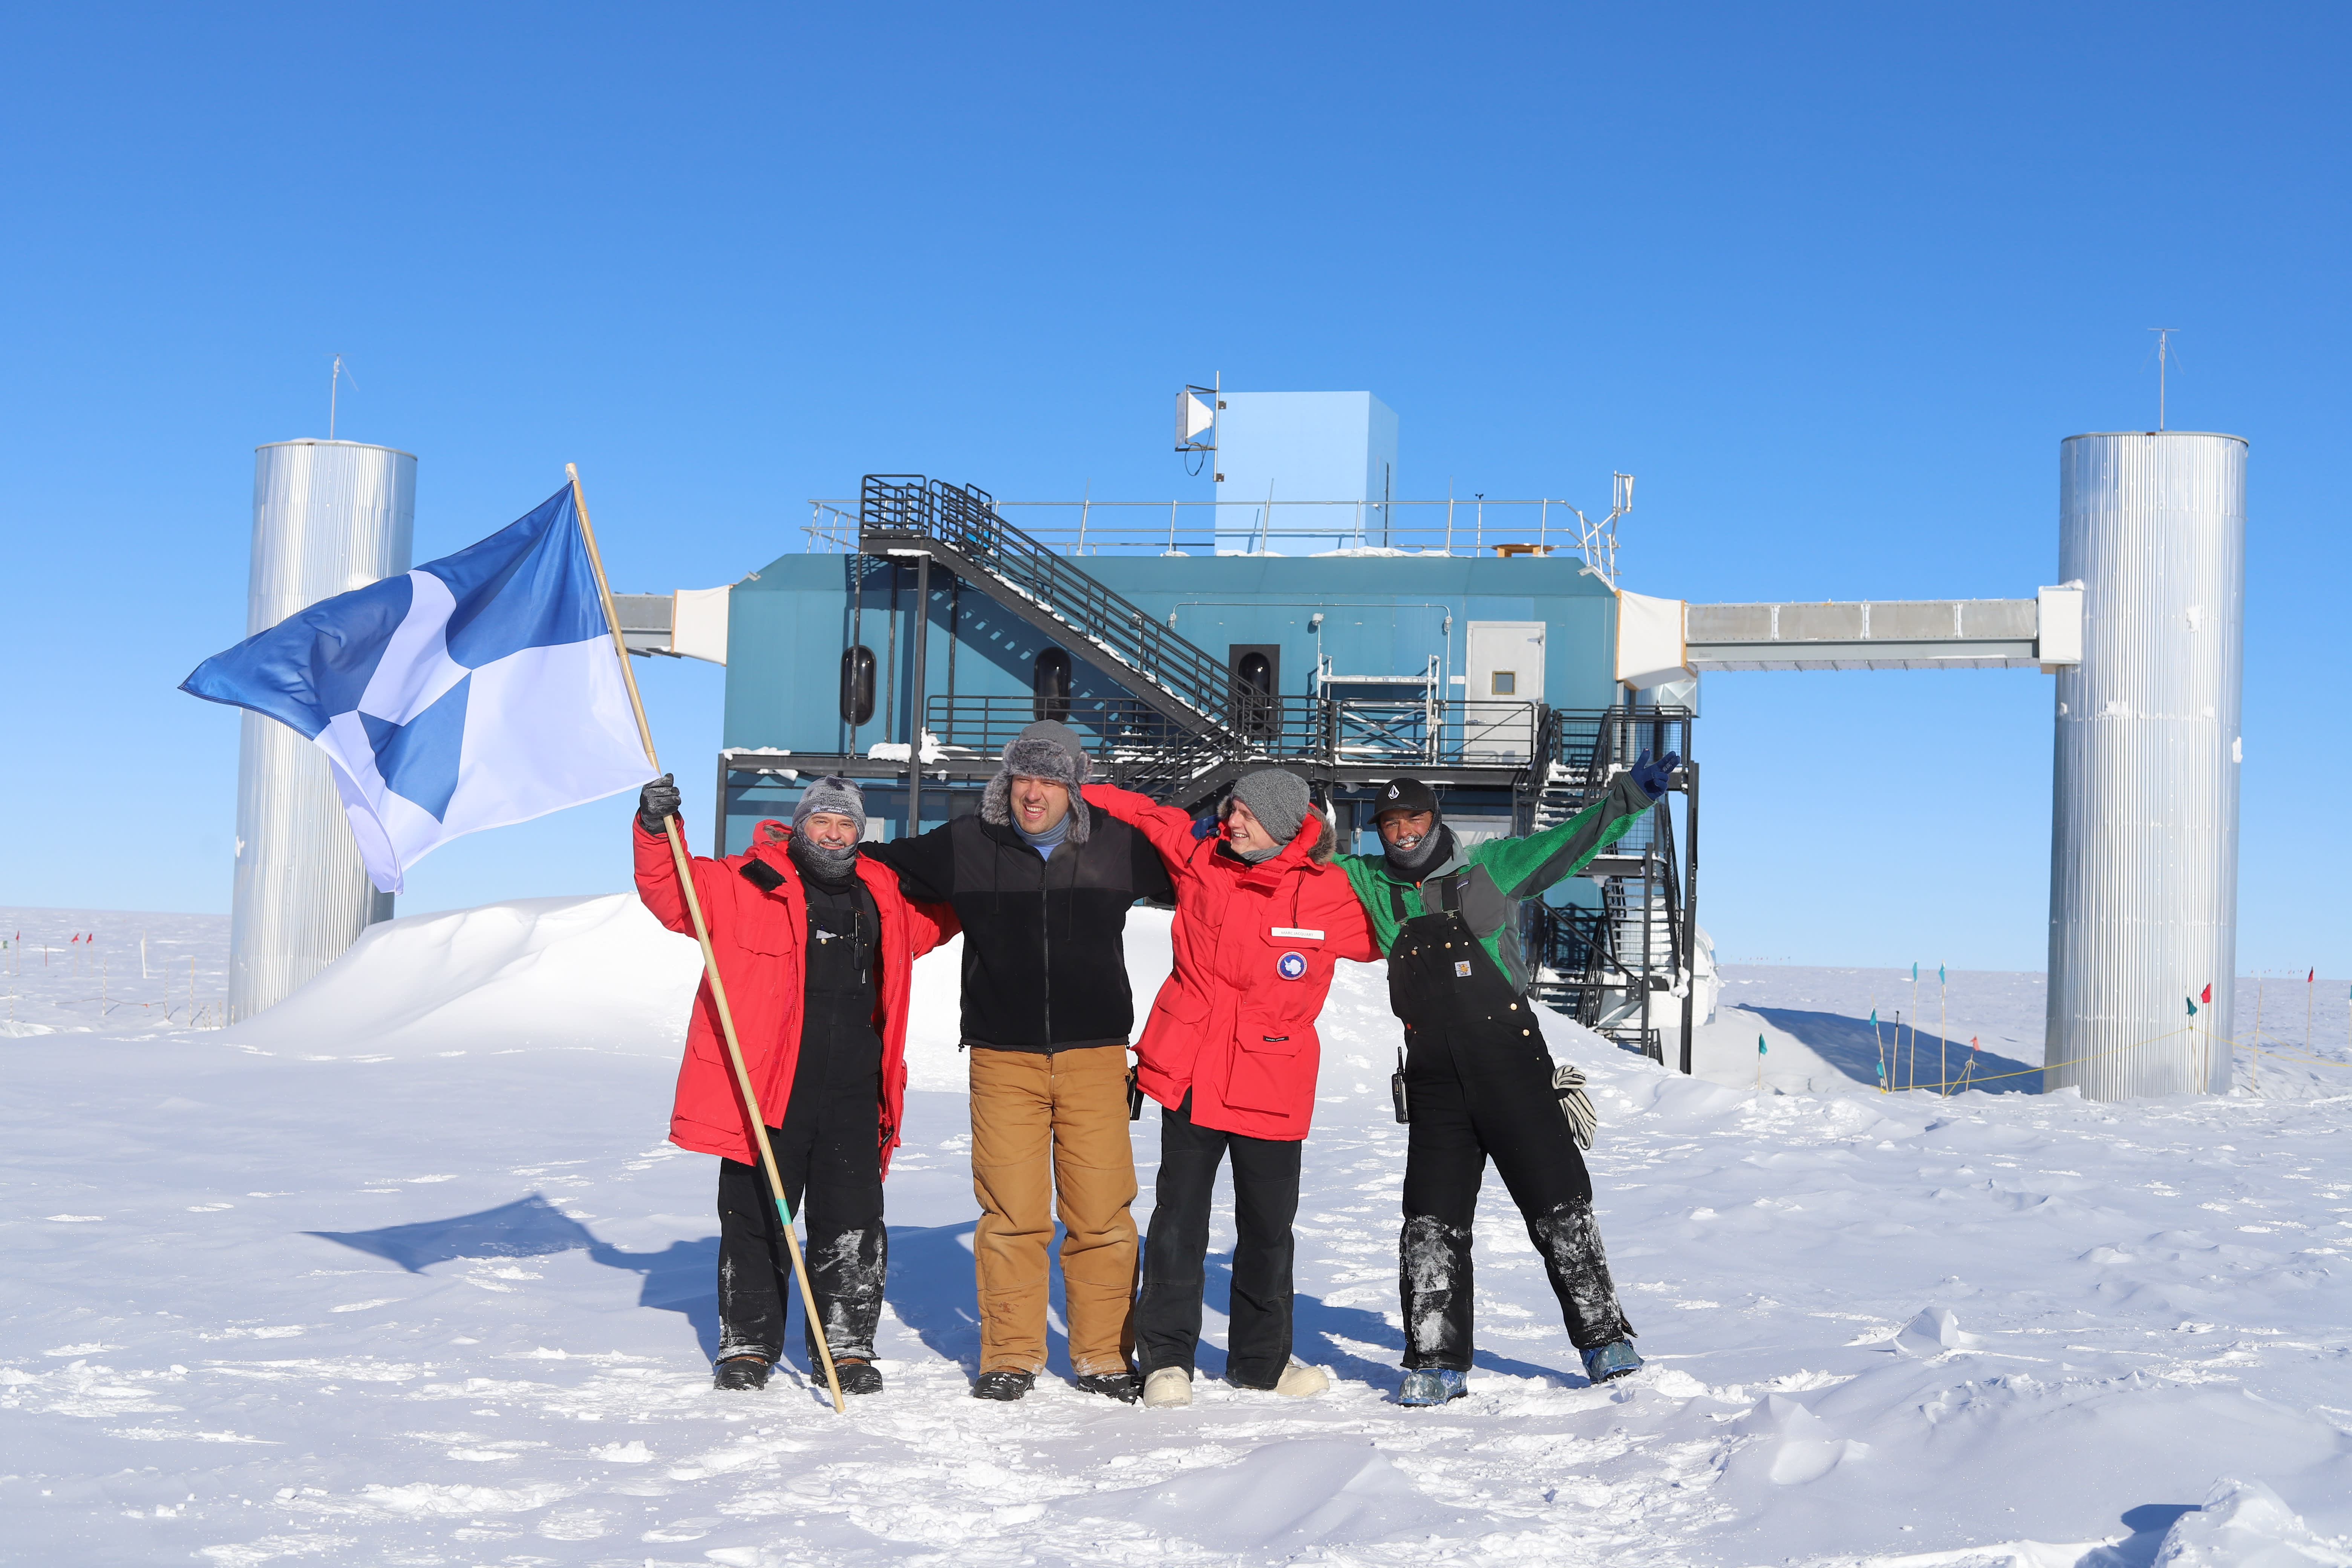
[1082,768,1377,1409]
[634,774,957,1395]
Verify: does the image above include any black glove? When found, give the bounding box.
[637,773,681,833]
[1629,750,1680,801]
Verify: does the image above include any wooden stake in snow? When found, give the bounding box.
[569,462,847,1416]
[1938,965,1948,1097]
[1908,962,1920,1092]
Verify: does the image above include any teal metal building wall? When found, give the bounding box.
[717,549,1621,851]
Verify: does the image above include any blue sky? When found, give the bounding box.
[3,3,2345,972]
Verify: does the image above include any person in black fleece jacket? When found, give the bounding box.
[863,720,1172,1403]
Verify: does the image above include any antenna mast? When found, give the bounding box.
[328,354,356,440]
[2147,328,2179,431]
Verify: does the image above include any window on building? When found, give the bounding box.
[1033,647,1072,722]
[840,645,876,727]
[1490,671,1517,695]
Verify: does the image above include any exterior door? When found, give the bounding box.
[1464,621,1544,760]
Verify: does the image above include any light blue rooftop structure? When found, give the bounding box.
[1211,391,1398,551]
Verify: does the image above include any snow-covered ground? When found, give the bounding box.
[5,900,2352,1567]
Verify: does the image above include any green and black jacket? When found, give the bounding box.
[1335,773,1658,999]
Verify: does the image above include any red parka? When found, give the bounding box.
[634,819,958,1173]
[1083,784,1377,1141]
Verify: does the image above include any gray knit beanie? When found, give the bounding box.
[1228,768,1311,847]
[980,720,1093,843]
[792,775,867,837]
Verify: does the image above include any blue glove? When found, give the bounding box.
[1191,814,1218,841]
[1629,750,1680,801]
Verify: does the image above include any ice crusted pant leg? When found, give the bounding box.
[1398,1213,1476,1371]
[1398,1026,1486,1372]
[715,1119,814,1364]
[796,1070,888,1366]
[714,1072,889,1369]
[1525,1197,1634,1352]
[1461,1022,1636,1355]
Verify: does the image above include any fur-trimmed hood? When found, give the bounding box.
[1217,795,1337,864]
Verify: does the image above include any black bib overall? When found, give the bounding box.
[1386,872,1634,1372]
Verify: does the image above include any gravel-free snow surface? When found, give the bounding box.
[5,899,2351,1567]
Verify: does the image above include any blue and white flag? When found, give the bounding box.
[182,484,655,893]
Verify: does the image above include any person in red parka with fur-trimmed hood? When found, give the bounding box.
[634,773,956,1396]
[1082,767,1376,1409]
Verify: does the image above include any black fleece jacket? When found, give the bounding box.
[863,814,1174,1052]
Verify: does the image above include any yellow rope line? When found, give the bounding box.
[2241,1038,2352,1071]
[1886,1024,2193,1092]
[1863,1021,2352,1095]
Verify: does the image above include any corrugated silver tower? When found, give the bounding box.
[2046,432,2247,1099]
[228,439,417,1018]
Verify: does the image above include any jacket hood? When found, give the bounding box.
[1226,807,1337,888]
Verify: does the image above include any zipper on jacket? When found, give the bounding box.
[1039,846,1054,1051]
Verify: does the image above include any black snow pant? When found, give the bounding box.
[1135,1090,1303,1389]
[715,1026,887,1369]
[1398,1016,1634,1372]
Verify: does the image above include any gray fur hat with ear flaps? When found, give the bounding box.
[980,719,1093,843]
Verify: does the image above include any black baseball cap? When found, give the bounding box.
[1371,778,1441,822]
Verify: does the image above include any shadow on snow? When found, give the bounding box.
[307,1197,1596,1394]
[1746,1006,2041,1095]
[307,1194,723,1358]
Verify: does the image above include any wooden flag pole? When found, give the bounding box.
[1908,964,1920,1093]
[566,463,846,1415]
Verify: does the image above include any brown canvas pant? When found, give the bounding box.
[968,1043,1138,1377]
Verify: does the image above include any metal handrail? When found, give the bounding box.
[819,482,1637,579]
[864,477,1255,743]
[925,692,1554,770]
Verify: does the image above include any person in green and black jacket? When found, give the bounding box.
[1335,753,1678,1405]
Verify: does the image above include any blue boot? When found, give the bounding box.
[1581,1340,1642,1384]
[1398,1368,1468,1406]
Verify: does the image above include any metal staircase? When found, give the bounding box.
[1524,706,1694,1060]
[861,476,1253,747]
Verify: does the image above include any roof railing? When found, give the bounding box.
[813,486,1635,579]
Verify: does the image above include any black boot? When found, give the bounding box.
[833,1358,884,1396]
[1072,1369,1140,1403]
[972,1370,1035,1401]
[713,1355,770,1392]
